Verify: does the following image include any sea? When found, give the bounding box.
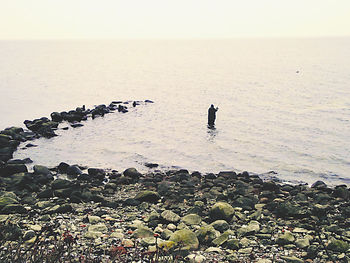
[0,38,349,186]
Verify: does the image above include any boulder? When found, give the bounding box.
[51,179,73,190]
[161,210,181,223]
[196,225,219,245]
[210,220,230,232]
[170,229,199,250]
[33,165,51,175]
[135,191,160,203]
[1,204,27,214]
[209,202,234,221]
[182,214,202,226]
[327,239,349,252]
[0,164,27,176]
[87,168,105,180]
[123,168,141,180]
[276,231,295,246]
[67,165,82,176]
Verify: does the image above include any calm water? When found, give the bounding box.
[0,39,349,186]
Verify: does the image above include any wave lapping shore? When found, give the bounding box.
[0,101,349,262]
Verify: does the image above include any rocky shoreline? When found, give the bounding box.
[0,102,349,262]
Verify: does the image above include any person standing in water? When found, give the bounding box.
[208,104,218,126]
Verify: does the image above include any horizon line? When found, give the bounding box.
[1,35,350,41]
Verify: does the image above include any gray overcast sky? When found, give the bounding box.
[1,0,350,39]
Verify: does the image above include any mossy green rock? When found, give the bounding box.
[196,225,219,245]
[212,230,233,246]
[182,214,202,225]
[295,238,310,249]
[88,223,108,233]
[170,229,199,250]
[226,239,240,250]
[209,202,234,221]
[276,231,295,246]
[327,239,349,252]
[135,191,160,203]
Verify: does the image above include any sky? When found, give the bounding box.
[1,0,350,39]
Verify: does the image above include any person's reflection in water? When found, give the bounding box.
[207,125,218,142]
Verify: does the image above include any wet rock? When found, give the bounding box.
[145,162,159,168]
[209,202,234,221]
[67,165,82,176]
[58,162,69,173]
[0,147,15,162]
[87,168,105,180]
[135,190,160,203]
[170,229,199,250]
[311,180,327,189]
[33,165,51,175]
[51,179,73,189]
[50,112,63,122]
[123,167,141,180]
[37,189,54,198]
[0,164,28,176]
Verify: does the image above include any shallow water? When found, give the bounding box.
[0,38,349,186]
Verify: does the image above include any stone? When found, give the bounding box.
[237,220,260,236]
[88,168,105,180]
[212,230,233,246]
[238,247,253,254]
[205,247,222,253]
[327,239,349,252]
[311,180,327,189]
[186,254,206,263]
[210,220,229,232]
[1,204,27,214]
[23,230,36,241]
[0,164,28,176]
[182,214,202,225]
[169,229,199,250]
[161,210,180,223]
[84,231,103,239]
[135,191,160,203]
[51,179,73,189]
[123,168,141,180]
[209,202,235,221]
[196,225,219,245]
[0,196,19,208]
[280,256,304,263]
[88,215,101,223]
[33,165,51,175]
[226,239,240,250]
[276,231,295,246]
[88,223,108,233]
[295,238,310,249]
[67,165,82,176]
[132,226,154,238]
[54,204,73,213]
